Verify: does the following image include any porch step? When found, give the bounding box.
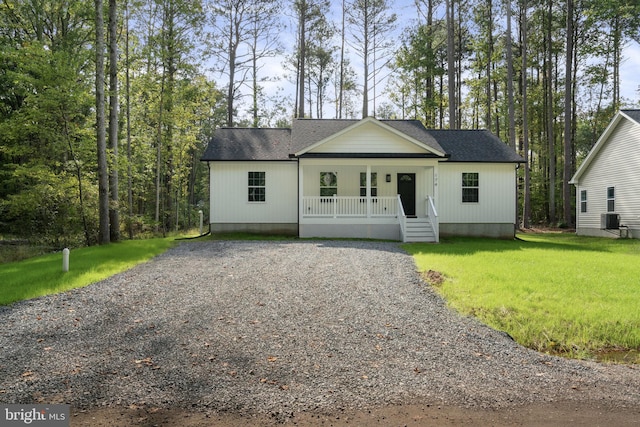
[403,218,436,243]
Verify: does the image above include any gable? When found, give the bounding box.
[293,117,446,157]
[570,110,640,184]
[307,120,431,154]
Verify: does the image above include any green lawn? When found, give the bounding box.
[404,233,640,362]
[0,238,177,306]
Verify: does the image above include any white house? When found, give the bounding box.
[570,109,640,239]
[201,117,524,242]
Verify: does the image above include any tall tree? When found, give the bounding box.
[543,0,556,224]
[445,0,456,127]
[209,0,282,126]
[209,0,248,126]
[338,0,346,118]
[392,22,446,125]
[505,0,516,149]
[247,0,283,127]
[293,0,329,119]
[124,0,134,239]
[108,0,120,241]
[415,0,442,128]
[563,0,574,227]
[296,0,307,118]
[96,0,110,244]
[346,0,397,118]
[520,0,531,228]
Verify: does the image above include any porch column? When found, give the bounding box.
[366,165,372,218]
[298,161,304,220]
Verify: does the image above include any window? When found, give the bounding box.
[607,187,615,212]
[248,171,265,202]
[462,172,479,203]
[580,190,587,213]
[320,172,337,197]
[359,172,377,197]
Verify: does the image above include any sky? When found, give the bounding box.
[619,41,640,103]
[224,2,640,124]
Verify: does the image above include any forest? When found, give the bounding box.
[0,0,639,248]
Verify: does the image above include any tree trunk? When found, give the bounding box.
[108,0,119,241]
[546,0,556,224]
[485,0,493,131]
[339,0,345,118]
[125,0,133,239]
[506,0,515,149]
[521,0,531,229]
[95,0,110,244]
[446,0,456,128]
[563,0,573,227]
[227,21,236,127]
[612,15,621,109]
[362,21,369,118]
[297,1,306,119]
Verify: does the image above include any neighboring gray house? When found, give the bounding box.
[570,110,640,238]
[201,117,524,242]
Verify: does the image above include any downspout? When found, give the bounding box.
[515,163,519,237]
[207,161,212,235]
[297,157,300,237]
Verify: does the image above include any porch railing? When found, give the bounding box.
[426,195,439,243]
[398,194,407,240]
[302,196,398,218]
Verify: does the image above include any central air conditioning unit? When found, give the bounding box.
[601,213,620,230]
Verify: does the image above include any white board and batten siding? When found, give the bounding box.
[574,117,640,236]
[209,161,297,224]
[309,121,428,154]
[438,163,518,224]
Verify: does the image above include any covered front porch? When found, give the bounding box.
[297,159,440,242]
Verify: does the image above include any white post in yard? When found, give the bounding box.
[62,248,69,272]
[199,210,203,235]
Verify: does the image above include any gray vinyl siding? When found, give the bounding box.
[576,117,640,235]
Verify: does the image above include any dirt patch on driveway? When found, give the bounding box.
[70,401,640,426]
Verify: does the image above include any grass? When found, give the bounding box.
[404,233,640,362]
[0,238,177,306]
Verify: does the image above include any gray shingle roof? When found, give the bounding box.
[425,129,525,162]
[201,119,524,163]
[201,128,291,161]
[621,109,640,125]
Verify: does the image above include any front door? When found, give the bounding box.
[397,173,416,216]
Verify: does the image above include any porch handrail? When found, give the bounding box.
[426,195,439,243]
[303,196,398,218]
[397,194,407,242]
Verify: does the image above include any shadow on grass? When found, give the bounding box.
[404,233,640,256]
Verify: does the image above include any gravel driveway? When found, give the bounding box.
[1,240,639,419]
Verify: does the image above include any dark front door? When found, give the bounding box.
[397,173,416,216]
